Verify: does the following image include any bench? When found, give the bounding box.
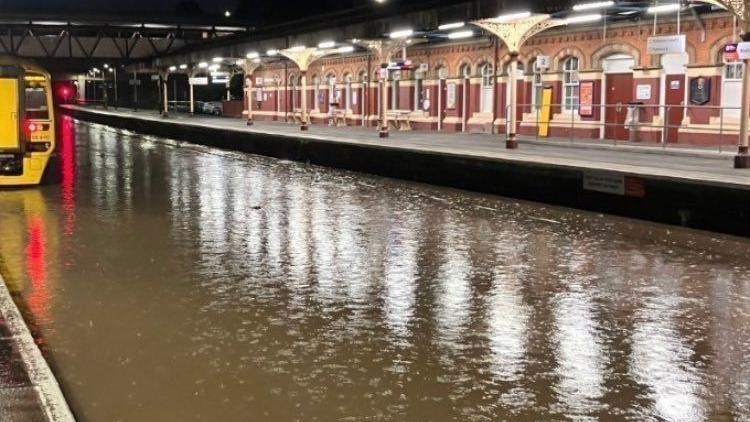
[289,109,304,124]
[385,110,412,131]
[332,109,348,127]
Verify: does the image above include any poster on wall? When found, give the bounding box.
[690,77,711,105]
[446,82,457,109]
[579,81,593,117]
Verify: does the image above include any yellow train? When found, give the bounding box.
[0,56,55,186]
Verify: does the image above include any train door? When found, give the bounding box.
[0,72,21,151]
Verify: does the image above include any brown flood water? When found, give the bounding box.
[0,116,749,421]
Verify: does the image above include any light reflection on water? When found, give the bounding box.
[0,116,749,421]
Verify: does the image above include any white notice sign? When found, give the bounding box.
[738,42,750,60]
[536,55,551,69]
[583,171,625,195]
[189,77,209,86]
[636,84,652,100]
[647,34,686,55]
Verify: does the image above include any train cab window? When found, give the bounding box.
[25,82,49,120]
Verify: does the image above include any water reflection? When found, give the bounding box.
[0,119,749,421]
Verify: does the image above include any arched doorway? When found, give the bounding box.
[602,54,635,140]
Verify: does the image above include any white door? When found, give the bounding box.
[723,62,743,120]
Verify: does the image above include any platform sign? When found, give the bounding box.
[536,55,551,70]
[189,77,209,86]
[446,82,456,109]
[738,42,750,60]
[647,34,685,55]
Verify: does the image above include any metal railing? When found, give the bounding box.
[505,103,743,153]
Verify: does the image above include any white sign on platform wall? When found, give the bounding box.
[583,172,625,195]
[647,34,686,55]
[636,84,652,100]
[379,68,389,80]
[738,42,750,60]
[189,77,209,85]
[352,91,358,105]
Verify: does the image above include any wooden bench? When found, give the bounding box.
[289,109,304,124]
[332,109,348,127]
[385,110,412,131]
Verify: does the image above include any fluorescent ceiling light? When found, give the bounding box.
[448,30,474,39]
[289,45,306,52]
[212,57,223,63]
[246,52,259,59]
[168,65,177,71]
[573,1,614,11]
[208,64,220,71]
[647,3,680,13]
[179,64,188,69]
[198,62,208,68]
[390,29,414,39]
[318,41,336,49]
[266,49,279,56]
[336,45,355,53]
[565,13,602,24]
[438,22,465,30]
[494,11,531,22]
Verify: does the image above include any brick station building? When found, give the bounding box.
[245,12,744,146]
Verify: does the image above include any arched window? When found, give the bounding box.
[563,57,580,111]
[313,75,320,110]
[358,70,368,83]
[327,73,337,104]
[480,63,494,113]
[344,73,353,110]
[414,65,425,112]
[437,66,448,80]
[459,63,471,79]
[391,70,401,110]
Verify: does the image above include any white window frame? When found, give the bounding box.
[563,57,580,112]
[414,70,424,112]
[532,61,543,110]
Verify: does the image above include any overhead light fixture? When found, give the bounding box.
[318,41,336,49]
[266,49,279,56]
[647,3,680,13]
[289,45,306,52]
[212,57,223,63]
[389,29,413,39]
[336,45,355,53]
[103,63,109,69]
[572,1,614,11]
[179,64,188,69]
[208,64,220,71]
[565,13,603,24]
[198,62,209,68]
[246,52,259,59]
[168,65,177,71]
[224,10,231,17]
[438,22,465,30]
[108,68,114,73]
[494,11,531,22]
[448,30,474,39]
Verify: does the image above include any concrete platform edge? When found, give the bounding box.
[0,274,75,422]
[61,106,750,237]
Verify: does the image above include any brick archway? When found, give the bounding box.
[591,42,640,69]
[431,59,449,79]
[455,57,474,78]
[553,46,587,70]
[709,32,737,64]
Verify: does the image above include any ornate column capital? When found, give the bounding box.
[280,47,319,72]
[472,15,566,53]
